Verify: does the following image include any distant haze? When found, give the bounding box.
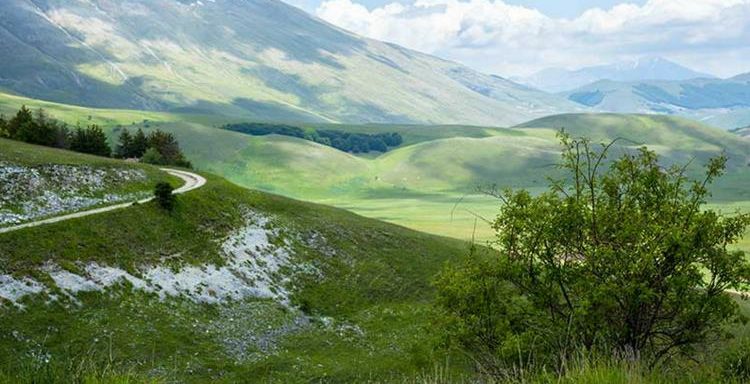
[517,57,714,93]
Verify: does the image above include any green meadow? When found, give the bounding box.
[2,92,748,246]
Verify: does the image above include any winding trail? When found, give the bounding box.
[0,168,207,235]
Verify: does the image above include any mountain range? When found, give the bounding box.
[0,0,581,126]
[517,57,713,93]
[562,74,750,129]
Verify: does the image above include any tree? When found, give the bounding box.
[0,114,7,138]
[16,109,62,147]
[132,128,149,158]
[368,138,388,152]
[6,105,33,139]
[436,132,750,373]
[69,124,111,157]
[154,182,175,211]
[51,121,70,149]
[141,147,164,165]
[115,129,134,158]
[147,130,190,167]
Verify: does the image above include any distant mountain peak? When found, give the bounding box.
[519,57,713,93]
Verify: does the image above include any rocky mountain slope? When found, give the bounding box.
[0,0,579,125]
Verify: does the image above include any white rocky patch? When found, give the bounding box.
[0,275,46,308]
[0,163,147,226]
[0,212,313,308]
[46,265,103,294]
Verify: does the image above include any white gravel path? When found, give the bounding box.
[0,168,206,234]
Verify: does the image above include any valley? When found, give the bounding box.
[1,0,750,382]
[2,92,748,245]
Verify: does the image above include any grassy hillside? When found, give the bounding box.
[0,0,580,126]
[180,113,750,241]
[0,138,177,228]
[2,92,748,244]
[0,143,475,382]
[1,138,749,384]
[733,126,750,138]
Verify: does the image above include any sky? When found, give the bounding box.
[282,0,750,78]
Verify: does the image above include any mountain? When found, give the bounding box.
[0,0,579,126]
[733,126,750,139]
[561,75,750,129]
[518,57,713,93]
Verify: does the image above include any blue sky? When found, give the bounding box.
[283,0,750,78]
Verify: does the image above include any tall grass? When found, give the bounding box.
[410,351,740,384]
[0,358,161,384]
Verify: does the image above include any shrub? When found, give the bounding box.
[141,147,165,165]
[154,182,175,211]
[435,132,750,375]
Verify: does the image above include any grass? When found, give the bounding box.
[2,93,749,247]
[0,143,475,382]
[1,104,749,382]
[0,138,181,228]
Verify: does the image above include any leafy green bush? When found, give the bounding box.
[435,132,750,377]
[141,147,164,165]
[153,182,175,211]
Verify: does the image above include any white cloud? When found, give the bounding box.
[314,0,750,77]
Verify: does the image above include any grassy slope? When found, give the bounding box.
[0,138,179,227]
[0,143,473,382]
[560,79,750,130]
[1,92,748,245]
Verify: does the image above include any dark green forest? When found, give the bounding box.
[222,122,403,153]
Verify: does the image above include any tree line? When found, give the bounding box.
[0,106,190,167]
[222,122,403,153]
[113,128,191,168]
[0,106,111,157]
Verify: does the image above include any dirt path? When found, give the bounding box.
[0,168,207,234]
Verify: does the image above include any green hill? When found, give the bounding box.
[150,113,750,241]
[0,142,473,382]
[0,0,580,126]
[2,92,748,242]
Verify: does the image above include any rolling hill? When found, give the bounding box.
[734,126,750,139]
[562,74,750,129]
[517,57,712,93]
[2,92,748,241]
[0,0,580,126]
[0,140,476,382]
[118,113,750,241]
